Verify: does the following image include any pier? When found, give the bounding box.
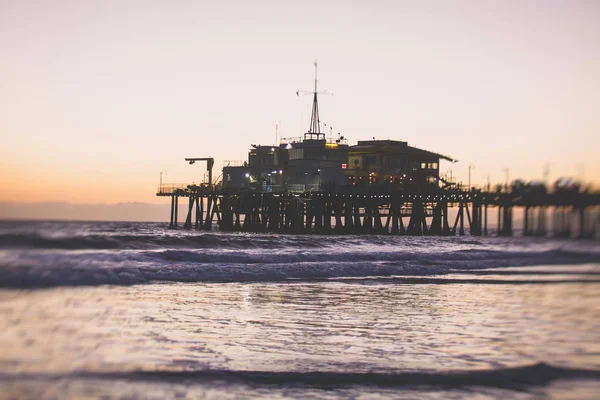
[156,65,600,238]
[157,185,600,238]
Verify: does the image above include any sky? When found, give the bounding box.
[1,0,599,212]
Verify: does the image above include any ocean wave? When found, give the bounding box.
[1,221,599,288]
[0,232,372,251]
[1,363,598,390]
[1,229,599,254]
[1,246,599,288]
[0,259,448,288]
[149,248,599,267]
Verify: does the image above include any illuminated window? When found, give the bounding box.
[421,162,426,169]
[341,163,347,169]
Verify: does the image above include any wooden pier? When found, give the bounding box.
[157,186,600,238]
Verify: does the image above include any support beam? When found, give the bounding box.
[483,204,488,236]
[173,196,179,228]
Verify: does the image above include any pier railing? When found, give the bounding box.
[288,184,320,193]
[279,136,303,145]
[278,136,349,146]
[157,184,189,195]
[223,160,245,167]
[262,184,320,193]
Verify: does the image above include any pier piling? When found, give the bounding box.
[158,187,600,238]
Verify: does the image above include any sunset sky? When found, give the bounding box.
[1,0,599,209]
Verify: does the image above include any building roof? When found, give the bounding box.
[406,146,455,162]
[349,140,455,162]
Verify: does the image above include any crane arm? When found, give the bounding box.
[185,157,215,188]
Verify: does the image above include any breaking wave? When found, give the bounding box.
[1,247,599,288]
[0,221,599,288]
[0,232,332,250]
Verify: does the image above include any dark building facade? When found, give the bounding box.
[222,134,349,192]
[284,134,349,191]
[346,140,454,189]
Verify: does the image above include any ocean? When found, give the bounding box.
[0,220,599,399]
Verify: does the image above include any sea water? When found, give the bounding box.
[0,220,599,399]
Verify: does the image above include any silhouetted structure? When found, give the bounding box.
[346,140,454,188]
[158,184,600,238]
[224,134,349,193]
[158,67,600,238]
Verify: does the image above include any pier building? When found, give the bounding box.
[224,137,452,192]
[220,62,453,193]
[346,140,454,189]
[223,133,349,193]
[223,62,351,193]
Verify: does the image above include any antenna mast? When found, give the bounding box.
[309,60,320,135]
[297,60,332,140]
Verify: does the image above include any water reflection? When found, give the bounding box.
[1,280,598,376]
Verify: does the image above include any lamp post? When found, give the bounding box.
[502,167,510,192]
[446,169,453,186]
[317,168,321,189]
[160,170,167,193]
[468,164,475,191]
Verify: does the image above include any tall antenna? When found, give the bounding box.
[310,60,320,135]
[296,59,333,140]
[314,59,318,93]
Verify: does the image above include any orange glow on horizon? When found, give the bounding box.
[1,1,599,209]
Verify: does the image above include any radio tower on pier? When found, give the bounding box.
[297,60,332,140]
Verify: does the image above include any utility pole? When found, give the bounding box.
[543,162,550,184]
